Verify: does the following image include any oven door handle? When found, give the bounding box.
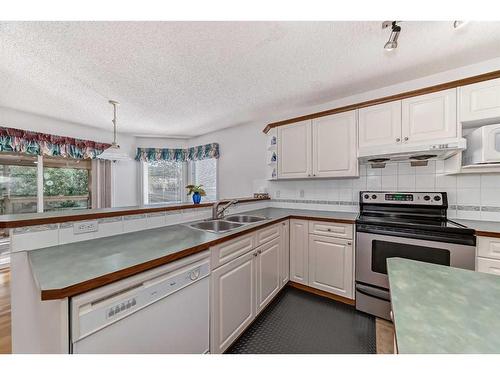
[356,284,391,302]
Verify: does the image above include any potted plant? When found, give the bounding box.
[186,184,206,204]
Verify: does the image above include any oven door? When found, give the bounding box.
[356,231,475,289]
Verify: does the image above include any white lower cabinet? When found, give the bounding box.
[477,257,500,276]
[210,221,289,353]
[290,219,309,284]
[308,234,353,298]
[476,236,500,277]
[256,238,281,313]
[210,250,256,354]
[290,219,354,299]
[280,220,290,286]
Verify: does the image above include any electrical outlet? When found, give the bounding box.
[74,220,99,234]
[276,190,280,198]
[299,189,305,198]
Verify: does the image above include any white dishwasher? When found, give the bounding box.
[70,251,210,354]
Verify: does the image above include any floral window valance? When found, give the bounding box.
[0,126,111,159]
[135,143,220,162]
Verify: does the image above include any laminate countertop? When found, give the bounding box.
[28,208,357,300]
[455,219,500,238]
[388,258,500,354]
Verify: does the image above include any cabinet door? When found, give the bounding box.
[460,78,500,124]
[255,238,281,313]
[277,120,312,178]
[476,257,500,276]
[402,88,457,143]
[308,234,353,299]
[358,101,402,149]
[289,219,309,285]
[210,250,256,354]
[312,111,358,178]
[279,220,290,287]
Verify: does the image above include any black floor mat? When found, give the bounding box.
[226,286,376,354]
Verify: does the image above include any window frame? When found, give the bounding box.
[140,158,218,205]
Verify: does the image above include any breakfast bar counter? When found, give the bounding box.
[387,258,500,354]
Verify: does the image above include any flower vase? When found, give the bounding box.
[192,192,202,204]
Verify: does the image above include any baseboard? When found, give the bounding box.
[287,281,355,306]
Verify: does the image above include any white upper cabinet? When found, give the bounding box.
[358,101,402,149]
[460,78,500,125]
[312,111,358,178]
[277,120,312,179]
[401,88,458,143]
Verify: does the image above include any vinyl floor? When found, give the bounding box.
[227,286,377,354]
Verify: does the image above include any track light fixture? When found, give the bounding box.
[382,21,401,51]
[453,21,469,29]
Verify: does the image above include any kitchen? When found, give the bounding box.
[1,3,500,373]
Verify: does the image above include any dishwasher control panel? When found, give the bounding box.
[71,258,210,342]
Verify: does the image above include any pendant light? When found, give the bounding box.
[97,100,131,162]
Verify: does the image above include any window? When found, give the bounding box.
[191,158,217,201]
[0,153,93,215]
[0,153,38,215]
[142,158,217,204]
[144,160,185,204]
[43,156,92,212]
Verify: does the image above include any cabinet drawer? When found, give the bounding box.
[477,257,500,277]
[477,236,500,261]
[308,221,353,239]
[210,233,256,269]
[256,223,281,246]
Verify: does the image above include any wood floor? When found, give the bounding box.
[0,268,393,355]
[0,268,11,354]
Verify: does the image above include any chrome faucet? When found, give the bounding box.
[212,200,239,219]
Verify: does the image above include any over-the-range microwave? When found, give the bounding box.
[463,124,500,165]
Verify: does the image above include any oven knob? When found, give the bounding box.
[364,194,369,199]
[434,195,441,201]
[424,195,430,201]
[371,194,377,199]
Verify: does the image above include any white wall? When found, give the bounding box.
[0,106,138,207]
[188,122,268,199]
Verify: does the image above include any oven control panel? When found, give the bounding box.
[361,192,445,205]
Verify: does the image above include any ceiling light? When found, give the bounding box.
[453,21,469,29]
[97,100,132,162]
[383,21,401,51]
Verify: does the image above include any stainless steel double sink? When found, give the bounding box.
[188,215,268,234]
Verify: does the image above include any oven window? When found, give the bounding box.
[372,240,451,275]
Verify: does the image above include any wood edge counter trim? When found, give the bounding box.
[475,230,500,239]
[288,281,355,306]
[262,69,500,133]
[38,214,355,300]
[0,197,270,229]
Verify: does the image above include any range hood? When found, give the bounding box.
[358,138,467,164]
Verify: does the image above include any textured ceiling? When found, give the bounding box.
[2,21,500,137]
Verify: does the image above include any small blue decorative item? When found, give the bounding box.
[186,184,206,205]
[192,192,202,204]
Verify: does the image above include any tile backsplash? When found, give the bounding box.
[267,161,500,221]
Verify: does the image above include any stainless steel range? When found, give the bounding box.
[355,191,476,320]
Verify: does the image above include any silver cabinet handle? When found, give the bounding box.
[404,136,409,141]
[347,241,352,245]
[395,138,401,142]
[253,252,258,257]
[327,228,332,232]
[258,250,262,254]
